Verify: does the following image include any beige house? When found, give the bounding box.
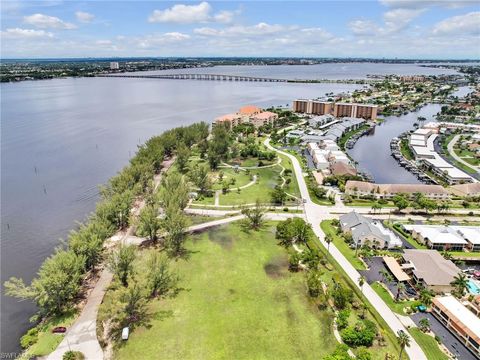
[345,180,451,200]
[448,182,480,197]
[400,249,461,294]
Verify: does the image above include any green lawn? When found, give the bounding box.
[409,328,449,360]
[186,214,225,226]
[371,282,414,315]
[320,220,366,270]
[211,167,253,191]
[25,310,77,357]
[390,224,427,249]
[112,223,337,360]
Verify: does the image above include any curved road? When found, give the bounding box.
[447,134,480,176]
[264,138,428,360]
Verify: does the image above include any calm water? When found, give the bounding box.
[0,76,362,353]
[348,104,442,183]
[0,63,461,352]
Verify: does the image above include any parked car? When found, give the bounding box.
[51,327,67,334]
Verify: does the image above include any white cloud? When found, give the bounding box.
[349,20,380,36]
[350,8,423,36]
[0,27,54,39]
[380,0,474,9]
[194,22,294,37]
[136,32,191,49]
[383,8,424,31]
[75,11,95,23]
[432,11,480,35]
[24,13,76,29]
[148,2,234,24]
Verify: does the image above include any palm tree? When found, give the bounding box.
[371,202,381,214]
[379,269,389,284]
[419,318,430,333]
[419,288,434,306]
[450,272,469,298]
[395,282,406,302]
[325,234,333,252]
[358,276,365,292]
[397,330,411,360]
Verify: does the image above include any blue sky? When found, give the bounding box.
[1,0,479,58]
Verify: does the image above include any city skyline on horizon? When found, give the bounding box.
[1,1,480,60]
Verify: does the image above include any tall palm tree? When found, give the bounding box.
[450,272,469,298]
[358,276,365,292]
[397,330,410,360]
[396,282,406,302]
[379,269,389,284]
[325,234,333,252]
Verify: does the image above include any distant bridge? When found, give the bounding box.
[97,73,287,82]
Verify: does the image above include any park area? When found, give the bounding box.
[108,222,337,360]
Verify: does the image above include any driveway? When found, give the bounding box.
[411,313,477,360]
[360,257,414,300]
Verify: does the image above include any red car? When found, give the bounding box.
[52,326,67,334]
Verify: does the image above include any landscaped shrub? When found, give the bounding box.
[20,327,38,348]
[410,300,422,313]
[336,309,350,330]
[331,284,354,310]
[340,319,377,347]
[356,347,372,360]
[63,351,85,360]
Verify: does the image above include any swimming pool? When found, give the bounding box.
[467,280,480,295]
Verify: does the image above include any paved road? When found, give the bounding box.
[264,138,429,360]
[448,134,480,175]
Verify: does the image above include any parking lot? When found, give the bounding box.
[360,257,415,300]
[410,313,477,360]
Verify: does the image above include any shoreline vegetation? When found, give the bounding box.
[5,122,210,357]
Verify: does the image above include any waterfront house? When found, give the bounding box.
[400,249,461,293]
[448,182,480,197]
[344,180,451,200]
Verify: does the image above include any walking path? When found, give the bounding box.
[47,158,175,360]
[47,270,112,360]
[447,134,480,173]
[264,138,428,360]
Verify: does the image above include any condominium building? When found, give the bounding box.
[432,296,480,356]
[333,103,378,120]
[292,99,332,115]
[292,99,377,120]
[344,181,450,200]
[250,111,278,128]
[110,62,119,70]
[214,105,278,129]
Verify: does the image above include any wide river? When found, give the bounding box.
[0,63,460,352]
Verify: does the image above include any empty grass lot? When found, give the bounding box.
[112,223,337,360]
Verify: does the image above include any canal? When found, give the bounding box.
[348,104,442,184]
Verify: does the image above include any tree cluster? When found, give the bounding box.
[5,122,208,321]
